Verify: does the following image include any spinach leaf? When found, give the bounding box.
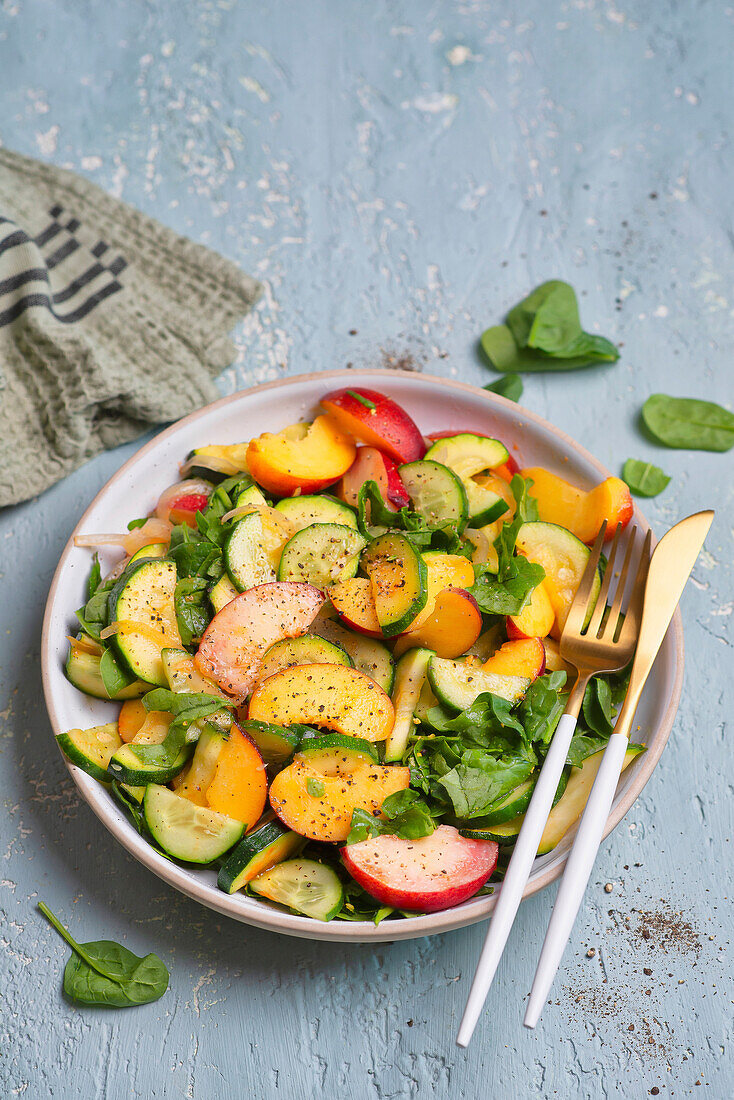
[484,375,523,403]
[641,394,734,452]
[131,690,231,766]
[38,902,168,1008]
[174,576,211,645]
[424,692,524,745]
[470,475,544,614]
[481,281,619,373]
[622,458,670,498]
[99,648,138,698]
[86,555,102,601]
[127,517,148,530]
[75,574,117,642]
[346,789,436,844]
[438,752,534,820]
[515,670,568,746]
[565,730,609,767]
[168,526,221,579]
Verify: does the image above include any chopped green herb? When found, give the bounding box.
[347,390,376,411]
[622,459,670,498]
[306,778,325,798]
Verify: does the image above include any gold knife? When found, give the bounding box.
[524,509,714,1028]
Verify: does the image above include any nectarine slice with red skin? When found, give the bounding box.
[321,388,426,464]
[507,580,555,640]
[341,825,498,912]
[195,581,325,701]
[246,415,356,497]
[328,577,383,637]
[337,446,410,510]
[206,721,268,827]
[248,663,395,743]
[482,638,546,681]
[393,588,482,659]
[521,467,633,544]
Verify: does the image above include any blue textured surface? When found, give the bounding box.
[1,2,733,1097]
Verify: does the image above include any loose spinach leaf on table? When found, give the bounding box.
[622,459,670,498]
[484,375,523,403]
[641,394,734,453]
[481,281,619,374]
[39,902,169,1008]
[346,789,436,844]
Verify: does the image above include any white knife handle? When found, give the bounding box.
[456,712,578,1048]
[523,732,629,1029]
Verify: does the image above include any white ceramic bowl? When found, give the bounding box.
[41,369,683,942]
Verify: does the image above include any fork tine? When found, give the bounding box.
[601,525,639,641]
[616,528,652,646]
[562,520,607,639]
[585,523,625,639]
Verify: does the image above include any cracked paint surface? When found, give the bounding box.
[1,1,733,1097]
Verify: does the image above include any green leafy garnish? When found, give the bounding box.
[174,576,211,645]
[622,459,670,498]
[470,475,544,615]
[306,778,325,798]
[346,389,377,410]
[99,648,138,697]
[86,554,102,602]
[485,375,523,402]
[130,690,232,766]
[346,789,436,844]
[481,281,619,374]
[641,395,734,452]
[38,902,169,1008]
[126,517,148,531]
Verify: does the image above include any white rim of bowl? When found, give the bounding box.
[41,368,684,942]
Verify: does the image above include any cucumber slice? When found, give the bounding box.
[114,781,146,806]
[277,524,365,588]
[239,719,303,766]
[128,542,168,565]
[360,532,427,637]
[108,742,194,785]
[235,483,268,510]
[296,733,380,764]
[460,818,525,843]
[428,655,530,710]
[398,460,468,530]
[249,858,344,921]
[65,642,147,700]
[310,613,395,693]
[161,647,231,698]
[208,573,239,613]
[274,494,357,530]
[218,820,306,894]
[515,521,601,632]
[108,559,180,686]
[259,635,352,681]
[424,433,510,526]
[56,722,123,782]
[175,724,225,804]
[414,677,439,722]
[224,511,277,592]
[384,647,433,762]
[143,784,244,862]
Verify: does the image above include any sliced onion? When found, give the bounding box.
[74,533,129,548]
[122,518,172,556]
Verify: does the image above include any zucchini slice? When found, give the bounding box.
[108,560,181,686]
[424,433,510,526]
[208,573,239,613]
[274,494,357,531]
[249,858,344,921]
[398,460,468,530]
[360,532,427,637]
[217,819,306,894]
[311,611,395,693]
[515,521,601,632]
[108,742,194,786]
[174,724,226,806]
[258,635,352,681]
[224,511,277,592]
[277,524,365,588]
[161,647,231,698]
[143,784,244,863]
[56,722,123,782]
[65,640,147,700]
[296,733,380,764]
[384,647,433,763]
[239,719,303,766]
[427,655,531,711]
[128,542,168,565]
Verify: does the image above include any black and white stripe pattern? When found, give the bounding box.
[0,205,127,328]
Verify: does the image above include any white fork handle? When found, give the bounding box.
[456,712,578,1048]
[523,732,629,1029]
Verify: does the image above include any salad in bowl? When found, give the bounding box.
[54,383,644,926]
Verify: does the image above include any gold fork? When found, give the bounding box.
[457,520,651,1048]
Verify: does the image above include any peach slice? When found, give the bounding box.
[393,588,482,659]
[194,581,325,701]
[206,721,268,828]
[521,467,633,544]
[542,638,576,680]
[118,699,148,743]
[246,415,356,497]
[403,551,475,632]
[328,577,383,637]
[507,580,555,640]
[482,638,546,681]
[321,388,426,464]
[337,446,410,510]
[248,663,394,743]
